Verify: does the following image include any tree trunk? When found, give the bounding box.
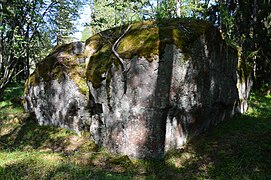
[25,23,30,80]
[0,2,3,77]
[0,88,4,101]
[0,29,3,78]
[176,0,181,17]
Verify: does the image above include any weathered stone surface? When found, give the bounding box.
[86,20,239,158]
[23,42,89,133]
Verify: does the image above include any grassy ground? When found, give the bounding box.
[0,83,271,179]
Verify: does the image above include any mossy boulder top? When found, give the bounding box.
[85,19,228,89]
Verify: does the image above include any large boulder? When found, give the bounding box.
[24,19,239,159]
[86,19,239,158]
[23,42,89,133]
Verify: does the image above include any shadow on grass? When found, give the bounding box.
[1,85,271,179]
[0,151,142,179]
[165,115,271,179]
[0,114,97,157]
[0,114,71,152]
[0,158,96,179]
[1,115,271,179]
[164,93,271,179]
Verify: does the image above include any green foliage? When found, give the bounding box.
[0,0,87,98]
[50,0,87,45]
[81,26,92,42]
[89,0,206,34]
[155,0,205,19]
[219,3,235,44]
[0,83,23,109]
[233,1,271,89]
[90,0,149,34]
[155,0,176,19]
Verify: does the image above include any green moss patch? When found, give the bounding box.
[86,40,115,88]
[25,43,88,95]
[117,19,212,60]
[117,21,160,60]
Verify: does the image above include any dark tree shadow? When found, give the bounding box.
[163,112,271,179]
[0,113,86,153]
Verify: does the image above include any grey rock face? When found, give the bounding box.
[88,30,238,158]
[24,76,88,133]
[72,42,85,55]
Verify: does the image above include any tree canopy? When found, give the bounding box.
[0,0,87,99]
[0,0,271,99]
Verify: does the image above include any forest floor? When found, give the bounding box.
[0,83,271,179]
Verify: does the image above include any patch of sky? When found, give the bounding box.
[72,4,90,41]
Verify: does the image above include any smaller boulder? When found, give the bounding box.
[23,42,89,133]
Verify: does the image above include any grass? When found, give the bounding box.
[0,83,271,179]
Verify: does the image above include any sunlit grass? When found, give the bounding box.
[246,92,271,118]
[0,150,89,179]
[0,83,270,179]
[0,151,63,167]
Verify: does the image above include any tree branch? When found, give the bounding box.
[29,2,57,42]
[112,24,132,72]
[111,24,132,95]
